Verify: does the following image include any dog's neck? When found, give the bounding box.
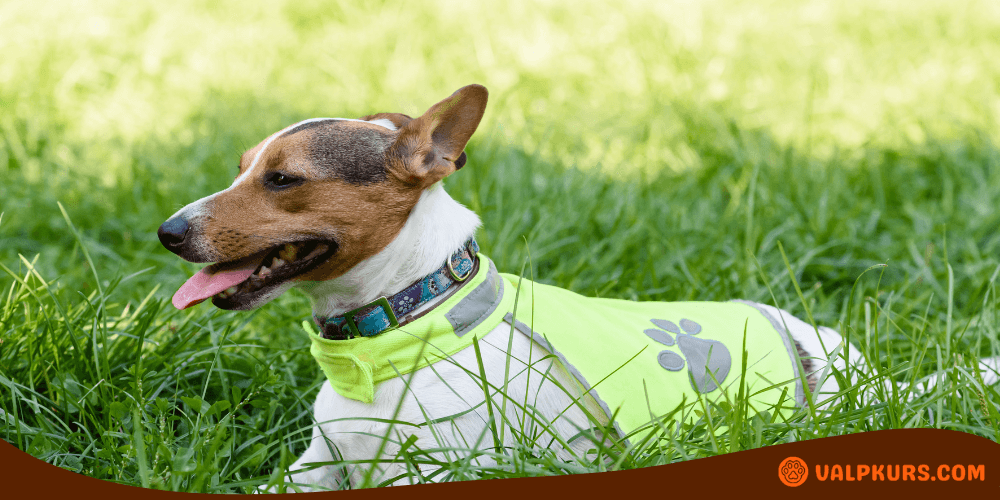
[298,183,481,318]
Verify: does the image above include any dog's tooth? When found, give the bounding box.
[226,286,237,295]
[281,243,298,261]
[299,243,328,261]
[273,257,286,268]
[259,265,270,277]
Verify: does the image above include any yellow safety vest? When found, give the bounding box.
[307,255,802,440]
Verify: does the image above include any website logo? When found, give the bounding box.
[779,457,809,487]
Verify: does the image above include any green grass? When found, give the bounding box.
[3,0,1000,492]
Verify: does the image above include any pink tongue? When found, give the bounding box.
[172,258,261,310]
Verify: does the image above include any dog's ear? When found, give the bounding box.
[387,84,488,187]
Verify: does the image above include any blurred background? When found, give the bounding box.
[1,0,999,302]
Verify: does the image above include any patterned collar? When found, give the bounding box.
[313,238,480,339]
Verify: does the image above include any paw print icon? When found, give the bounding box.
[644,318,732,393]
[778,457,808,487]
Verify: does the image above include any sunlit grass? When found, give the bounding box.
[2,0,999,182]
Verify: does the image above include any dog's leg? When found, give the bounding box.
[279,382,453,488]
[278,422,346,492]
[895,355,1000,396]
[276,380,436,491]
[262,386,350,493]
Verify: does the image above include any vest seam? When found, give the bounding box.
[729,299,805,405]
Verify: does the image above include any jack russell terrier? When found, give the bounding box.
[158,84,1000,491]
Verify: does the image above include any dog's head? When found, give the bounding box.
[158,85,488,310]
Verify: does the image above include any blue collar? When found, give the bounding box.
[313,238,480,340]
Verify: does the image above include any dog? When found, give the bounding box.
[158,84,1000,491]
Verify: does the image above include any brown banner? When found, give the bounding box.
[2,429,997,497]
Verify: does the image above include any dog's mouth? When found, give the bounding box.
[171,240,338,310]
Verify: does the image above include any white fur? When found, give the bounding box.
[366,118,398,131]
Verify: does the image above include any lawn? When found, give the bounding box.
[1,0,999,492]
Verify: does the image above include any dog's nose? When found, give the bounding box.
[158,217,190,253]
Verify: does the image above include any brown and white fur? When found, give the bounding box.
[158,85,1000,491]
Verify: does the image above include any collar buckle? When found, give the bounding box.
[447,255,473,282]
[343,296,399,337]
[447,240,476,282]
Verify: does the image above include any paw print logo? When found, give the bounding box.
[778,457,808,487]
[644,318,732,393]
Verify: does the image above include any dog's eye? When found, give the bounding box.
[266,172,300,189]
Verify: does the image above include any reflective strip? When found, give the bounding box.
[502,313,628,446]
[730,300,805,404]
[446,259,504,337]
